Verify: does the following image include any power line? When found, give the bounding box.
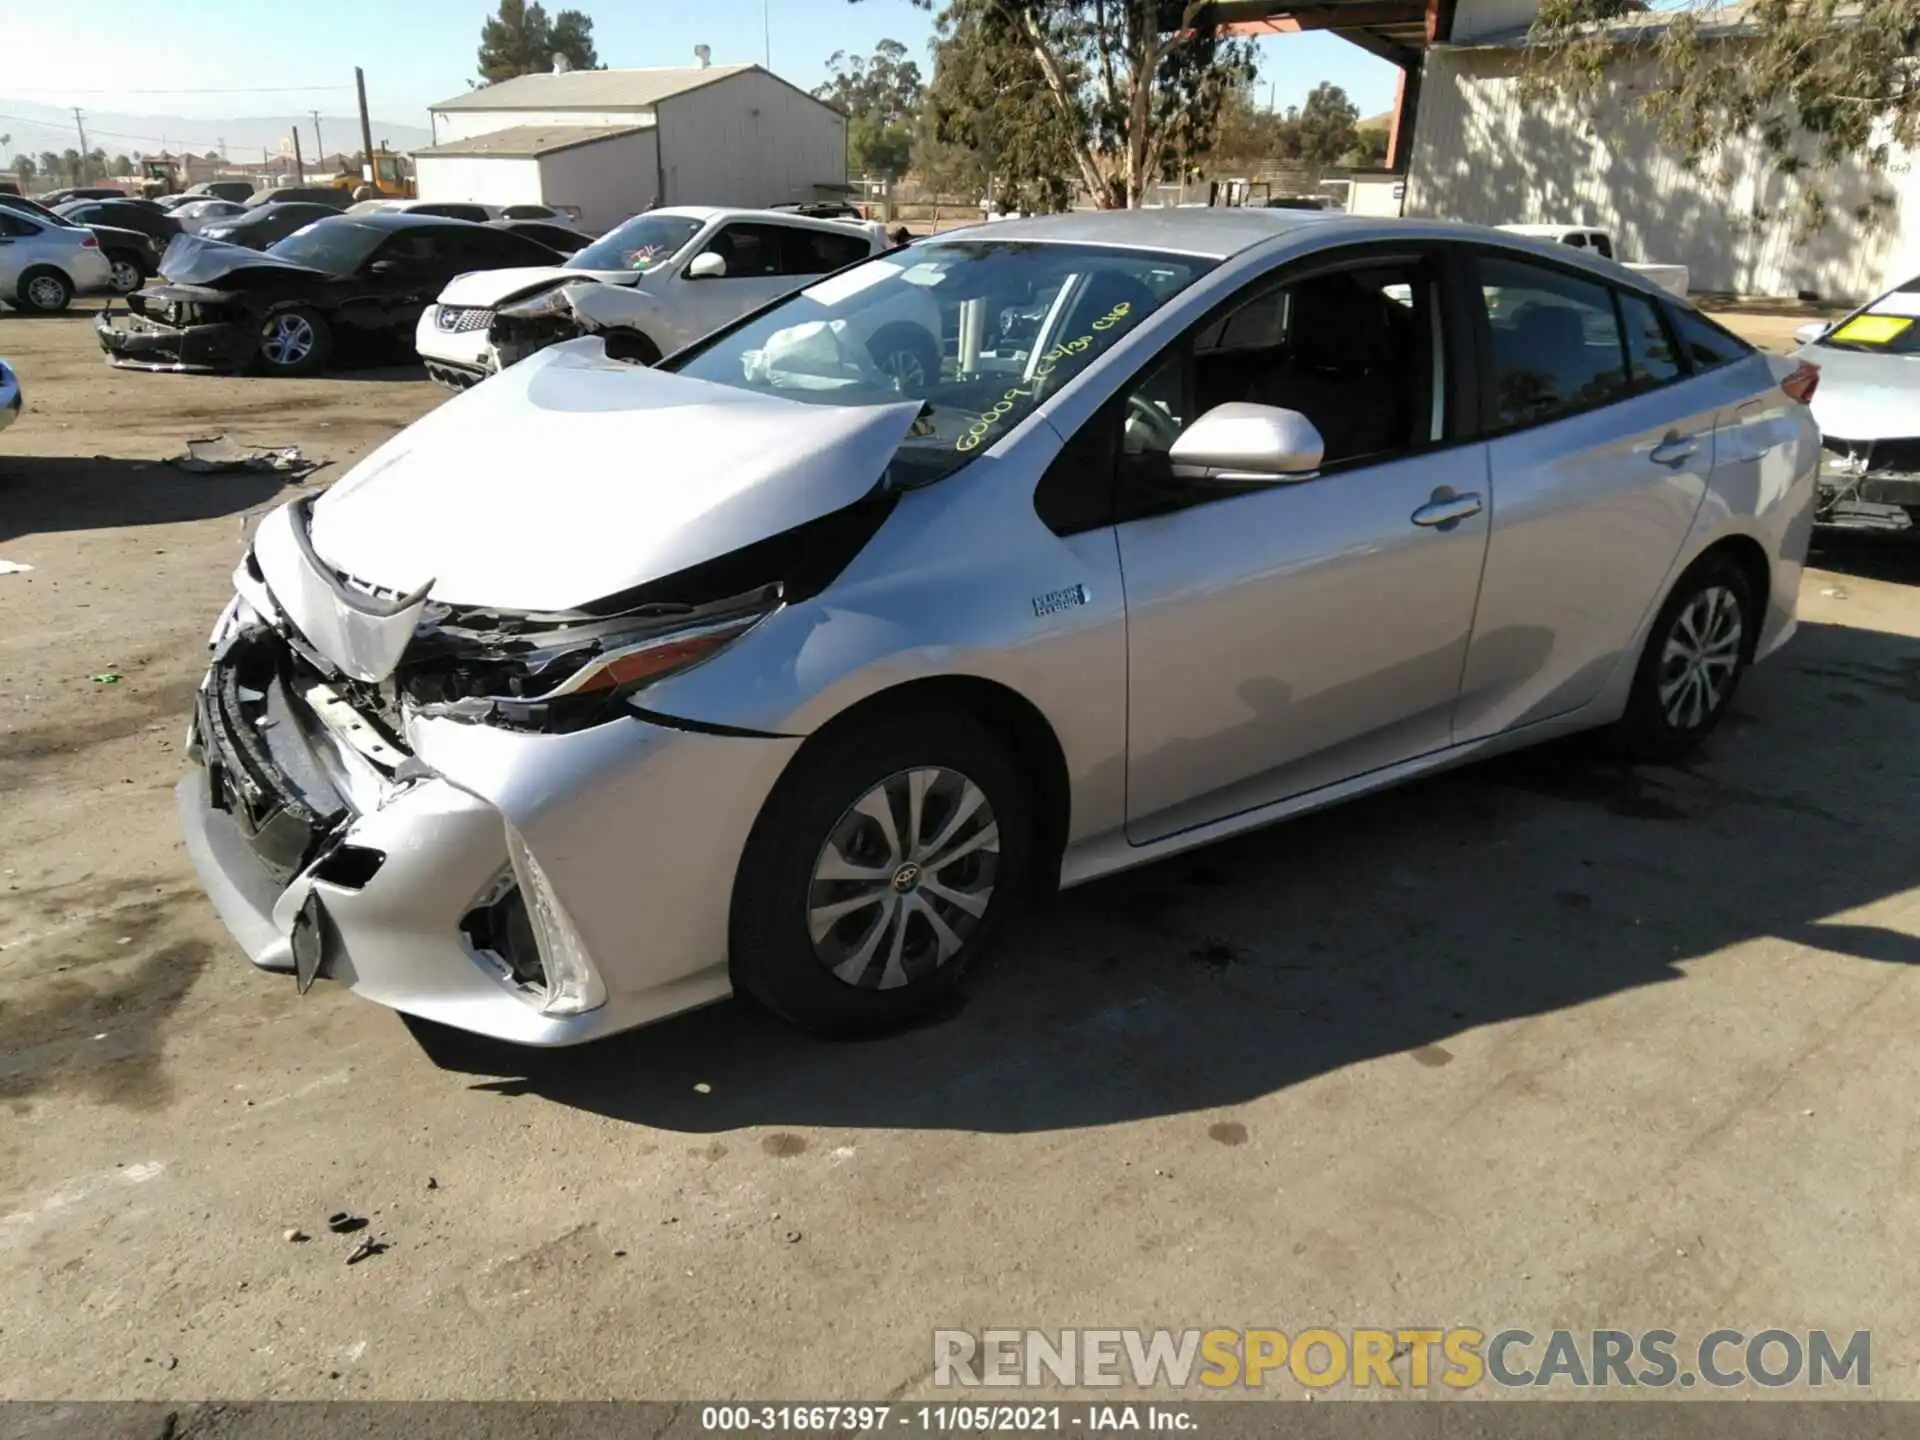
[0,110,209,148]
[1,83,355,95]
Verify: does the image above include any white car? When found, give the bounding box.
[347,198,575,224]
[414,206,891,387]
[1498,224,1689,298]
[0,206,113,312]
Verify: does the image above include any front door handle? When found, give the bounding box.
[1650,432,1701,466]
[1411,490,1484,529]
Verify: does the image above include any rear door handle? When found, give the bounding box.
[1650,432,1701,466]
[1411,491,1484,529]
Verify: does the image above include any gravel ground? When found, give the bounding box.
[2,304,1918,1402]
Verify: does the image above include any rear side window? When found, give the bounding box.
[417,203,491,223]
[1663,303,1752,371]
[1475,255,1629,430]
[1590,233,1614,259]
[780,226,871,276]
[0,212,39,237]
[1618,289,1683,391]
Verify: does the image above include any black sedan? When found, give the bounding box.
[191,202,345,251]
[0,193,162,294]
[56,199,184,248]
[241,186,349,210]
[488,218,597,255]
[97,212,566,376]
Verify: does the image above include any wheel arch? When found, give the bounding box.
[776,674,1071,892]
[1679,531,1771,660]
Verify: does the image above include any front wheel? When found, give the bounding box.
[1613,554,1756,763]
[255,304,332,377]
[106,253,144,296]
[729,709,1035,1037]
[17,268,73,314]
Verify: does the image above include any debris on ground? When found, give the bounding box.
[425,1177,438,1191]
[0,560,32,576]
[345,1237,389,1266]
[283,1228,309,1243]
[785,1230,803,1244]
[169,435,321,479]
[90,673,121,685]
[327,1212,367,1235]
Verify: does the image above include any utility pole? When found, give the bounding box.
[355,67,377,192]
[218,136,228,162]
[72,107,91,183]
[310,110,325,171]
[762,0,771,67]
[291,125,304,183]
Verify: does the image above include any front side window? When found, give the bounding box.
[700,223,785,278]
[270,220,387,274]
[566,213,701,273]
[782,226,871,276]
[669,240,1212,487]
[1122,256,1439,472]
[1476,255,1629,430]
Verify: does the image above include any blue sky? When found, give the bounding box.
[0,0,1399,135]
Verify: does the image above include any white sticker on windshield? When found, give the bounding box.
[1868,290,1920,319]
[898,263,947,288]
[802,260,902,307]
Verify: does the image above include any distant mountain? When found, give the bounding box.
[0,98,432,164]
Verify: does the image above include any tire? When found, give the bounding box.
[255,304,332,377]
[866,322,940,390]
[729,707,1036,1038]
[1612,552,1756,763]
[105,252,144,296]
[17,267,73,314]
[603,329,661,366]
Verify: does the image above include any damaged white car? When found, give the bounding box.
[414,205,892,387]
[179,212,1816,1046]
[1793,271,1920,533]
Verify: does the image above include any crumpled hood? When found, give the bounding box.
[436,264,644,308]
[307,339,920,612]
[159,233,327,286]
[1801,343,1920,442]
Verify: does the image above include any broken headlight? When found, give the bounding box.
[400,585,777,733]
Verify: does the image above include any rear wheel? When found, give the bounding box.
[1612,553,1756,762]
[255,304,332,377]
[730,709,1035,1037]
[105,252,144,296]
[17,268,73,314]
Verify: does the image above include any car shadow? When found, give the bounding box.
[1809,531,1920,586]
[0,455,293,542]
[407,617,1920,1135]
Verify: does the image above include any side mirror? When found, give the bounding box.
[1794,320,1829,346]
[1168,402,1324,483]
[686,251,727,280]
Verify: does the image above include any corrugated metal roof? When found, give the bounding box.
[431,63,753,112]
[411,123,650,159]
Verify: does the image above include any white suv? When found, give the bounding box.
[414,206,891,386]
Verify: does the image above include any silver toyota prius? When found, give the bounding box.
[177,210,1820,1044]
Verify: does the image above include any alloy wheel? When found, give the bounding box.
[1657,584,1743,731]
[806,767,999,990]
[261,313,316,367]
[878,348,927,389]
[26,276,66,310]
[110,260,141,294]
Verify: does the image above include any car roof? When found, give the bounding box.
[931,207,1348,257]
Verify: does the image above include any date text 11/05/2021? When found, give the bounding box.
[700,1406,1192,1432]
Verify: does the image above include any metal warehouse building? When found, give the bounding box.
[416,62,848,233]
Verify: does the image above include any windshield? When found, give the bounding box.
[568,213,702,273]
[268,220,384,274]
[1818,277,1920,355]
[668,240,1213,485]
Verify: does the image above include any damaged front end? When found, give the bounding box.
[1817,437,1920,534]
[490,280,661,370]
[96,283,256,372]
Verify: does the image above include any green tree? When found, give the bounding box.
[1283,81,1359,167]
[37,151,60,185]
[889,0,1255,208]
[477,0,600,85]
[110,152,133,176]
[816,39,925,178]
[13,154,36,186]
[1523,0,1918,233]
[61,148,82,184]
[1208,80,1287,167]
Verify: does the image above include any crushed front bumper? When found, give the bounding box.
[176,513,804,1045]
[1817,439,1920,532]
[96,305,252,373]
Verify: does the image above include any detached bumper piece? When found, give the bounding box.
[96,302,252,373]
[424,358,491,390]
[1819,438,1920,532]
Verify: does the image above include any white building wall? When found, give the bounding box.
[1405,48,1920,301]
[536,131,660,232]
[415,154,544,207]
[430,108,656,144]
[655,71,846,207]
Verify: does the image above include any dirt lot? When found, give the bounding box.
[3,305,1919,1402]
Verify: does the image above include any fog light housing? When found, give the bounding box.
[505,825,607,1016]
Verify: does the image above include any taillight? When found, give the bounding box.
[1781,359,1819,404]
[80,233,99,249]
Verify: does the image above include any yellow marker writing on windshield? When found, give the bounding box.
[956,302,1133,452]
